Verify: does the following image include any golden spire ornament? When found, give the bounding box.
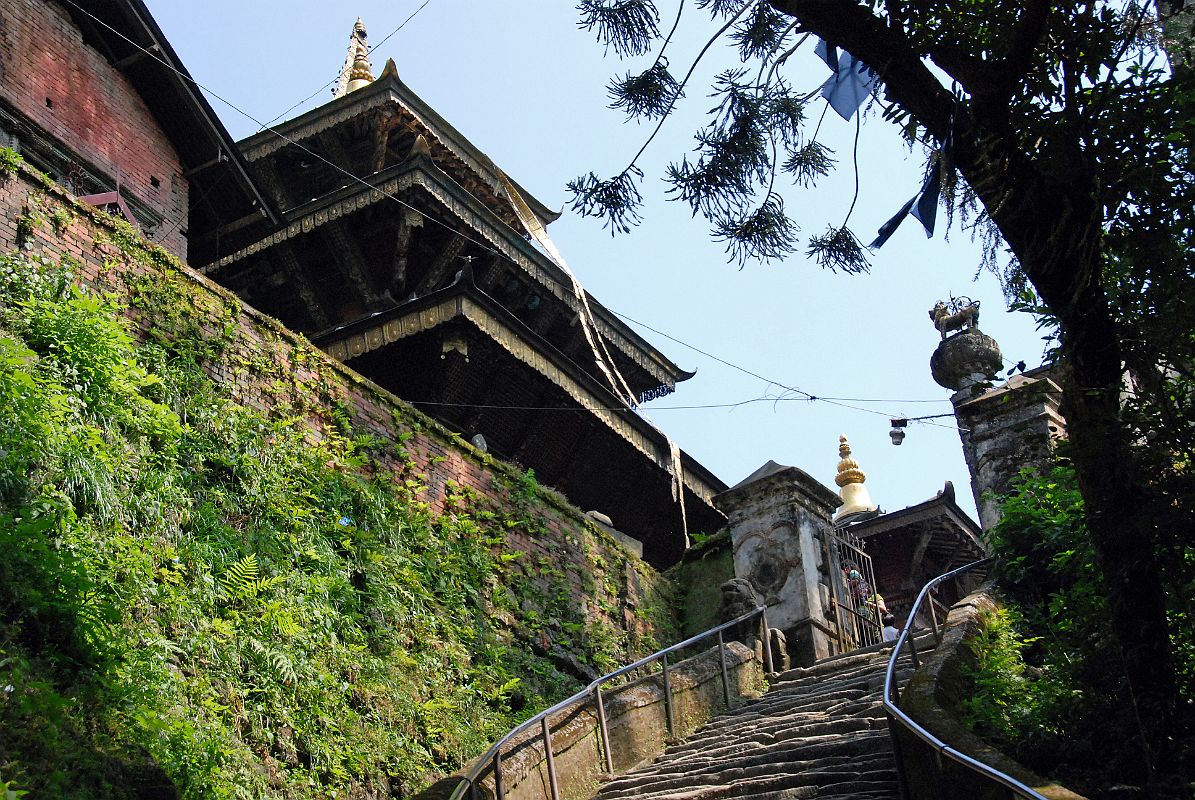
[834,435,878,521]
[334,18,375,98]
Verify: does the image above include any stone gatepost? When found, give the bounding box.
[713,462,842,666]
[952,375,1065,529]
[929,325,1066,529]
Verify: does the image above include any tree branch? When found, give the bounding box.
[997,0,1053,101]
[766,0,953,140]
[766,0,1098,311]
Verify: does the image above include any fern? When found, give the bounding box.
[220,553,286,600]
[221,553,258,597]
[248,639,297,686]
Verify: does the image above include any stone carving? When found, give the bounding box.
[768,627,791,672]
[929,297,981,340]
[717,578,766,653]
[930,327,1004,391]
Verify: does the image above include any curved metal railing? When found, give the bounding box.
[883,557,1049,800]
[448,604,774,800]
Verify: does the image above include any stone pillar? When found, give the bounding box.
[713,464,841,666]
[929,326,1066,530]
[953,376,1065,529]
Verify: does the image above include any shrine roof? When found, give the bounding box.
[236,59,559,231]
[60,0,281,264]
[204,151,696,395]
[842,481,986,571]
[311,264,726,505]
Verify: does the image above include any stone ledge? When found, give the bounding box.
[897,589,1087,800]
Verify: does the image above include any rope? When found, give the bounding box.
[498,173,689,544]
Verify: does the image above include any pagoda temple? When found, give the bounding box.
[202,21,727,566]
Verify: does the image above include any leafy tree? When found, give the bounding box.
[570,0,1193,790]
[982,463,1195,793]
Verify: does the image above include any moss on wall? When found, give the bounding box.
[668,531,735,638]
[0,155,679,799]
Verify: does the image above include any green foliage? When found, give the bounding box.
[959,606,1031,742]
[566,167,645,235]
[0,147,22,177]
[977,463,1195,793]
[0,249,670,799]
[577,0,660,58]
[607,59,682,121]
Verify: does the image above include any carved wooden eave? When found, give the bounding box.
[236,59,559,232]
[313,270,725,509]
[844,482,987,576]
[205,154,693,398]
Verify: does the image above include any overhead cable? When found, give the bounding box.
[56,0,964,435]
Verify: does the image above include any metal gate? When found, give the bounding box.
[828,527,883,652]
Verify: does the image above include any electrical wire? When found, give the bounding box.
[412,396,844,413]
[610,309,960,429]
[60,0,965,435]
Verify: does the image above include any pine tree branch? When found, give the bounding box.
[765,0,954,140]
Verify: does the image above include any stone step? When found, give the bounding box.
[603,752,898,793]
[731,788,901,800]
[769,634,935,686]
[594,641,912,800]
[606,743,896,787]
[768,655,911,694]
[686,690,875,734]
[604,766,900,800]
[663,713,886,761]
[597,734,893,794]
[766,663,889,694]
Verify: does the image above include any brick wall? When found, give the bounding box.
[0,0,188,257]
[0,161,676,671]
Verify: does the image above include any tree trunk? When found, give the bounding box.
[1050,280,1178,783]
[764,0,1184,782]
[960,123,1181,786]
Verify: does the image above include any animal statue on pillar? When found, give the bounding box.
[929,297,981,340]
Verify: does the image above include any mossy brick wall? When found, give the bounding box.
[0,161,677,672]
[0,0,189,258]
[668,532,735,638]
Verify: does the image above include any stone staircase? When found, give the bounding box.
[593,640,926,800]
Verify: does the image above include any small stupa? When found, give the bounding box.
[833,435,878,522]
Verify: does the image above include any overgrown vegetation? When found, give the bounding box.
[0,240,672,798]
[963,464,1195,797]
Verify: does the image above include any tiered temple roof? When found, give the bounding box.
[201,27,726,565]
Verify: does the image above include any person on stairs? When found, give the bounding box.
[881,614,899,643]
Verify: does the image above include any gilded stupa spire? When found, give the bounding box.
[334,18,375,98]
[834,435,878,521]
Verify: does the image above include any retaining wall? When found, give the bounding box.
[0,160,676,678]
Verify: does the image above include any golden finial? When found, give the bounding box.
[834,435,877,521]
[334,17,375,98]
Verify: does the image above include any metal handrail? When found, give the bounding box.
[882,557,1049,800]
[448,604,773,800]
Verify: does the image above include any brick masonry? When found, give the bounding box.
[0,162,674,669]
[0,0,188,258]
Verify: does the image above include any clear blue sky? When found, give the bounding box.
[146,1,1047,525]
